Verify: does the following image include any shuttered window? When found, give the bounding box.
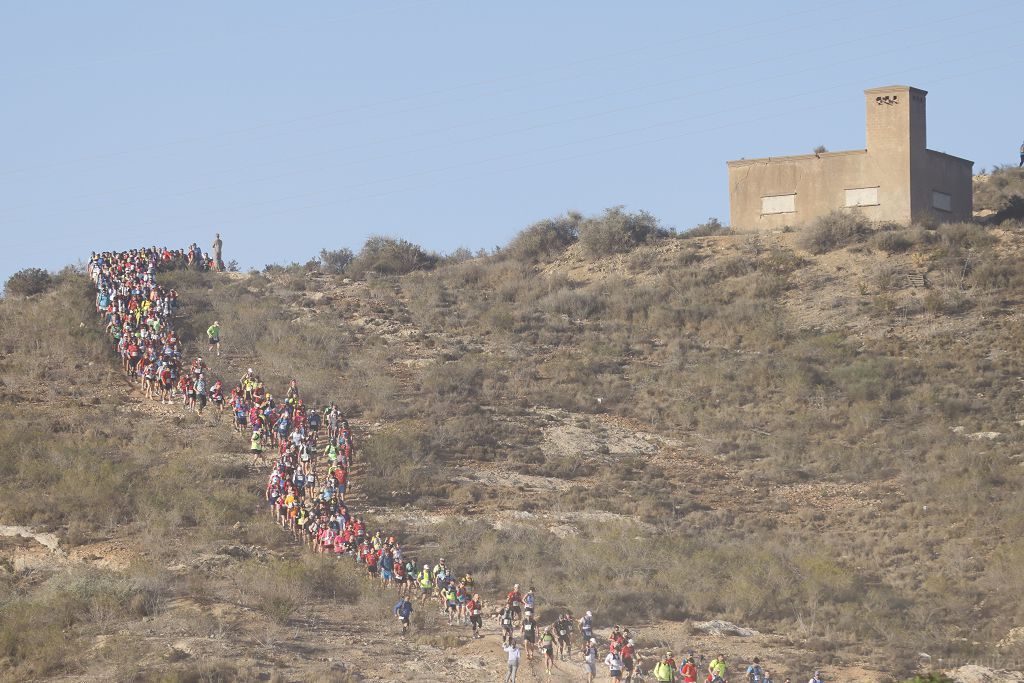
[761,194,796,215]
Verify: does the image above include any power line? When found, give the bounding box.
[0,0,917,179]
[0,0,448,82]
[3,3,1015,218]
[20,49,1016,249]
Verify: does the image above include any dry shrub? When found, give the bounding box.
[503,213,580,262]
[578,206,668,256]
[798,209,871,254]
[348,235,437,278]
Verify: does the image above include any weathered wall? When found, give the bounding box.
[726,85,972,231]
[913,150,974,224]
[727,149,912,230]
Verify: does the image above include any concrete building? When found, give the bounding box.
[727,86,973,230]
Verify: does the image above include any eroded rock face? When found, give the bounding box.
[947,665,1024,683]
[690,620,759,637]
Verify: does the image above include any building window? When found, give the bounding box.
[844,187,879,207]
[761,194,796,215]
[932,191,952,212]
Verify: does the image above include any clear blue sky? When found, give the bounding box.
[2,0,1022,281]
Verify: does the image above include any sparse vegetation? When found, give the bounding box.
[3,267,53,297]
[347,235,438,278]
[798,209,872,253]
[10,184,1024,678]
[578,206,669,256]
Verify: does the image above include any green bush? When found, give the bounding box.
[798,209,871,254]
[4,267,53,297]
[578,206,668,256]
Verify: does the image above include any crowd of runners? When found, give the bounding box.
[86,244,826,683]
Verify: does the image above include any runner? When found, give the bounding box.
[746,657,765,683]
[521,612,537,660]
[579,610,594,642]
[583,638,599,683]
[680,655,698,683]
[653,651,676,682]
[605,646,624,681]
[523,587,536,620]
[709,654,727,683]
[540,625,556,675]
[555,612,573,660]
[506,583,523,623]
[207,321,220,356]
[621,638,636,682]
[393,596,413,635]
[467,593,483,639]
[503,639,521,683]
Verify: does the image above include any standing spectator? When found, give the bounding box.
[212,233,224,270]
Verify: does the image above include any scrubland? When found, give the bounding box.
[4,169,1024,680]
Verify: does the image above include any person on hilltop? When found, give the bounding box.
[1019,140,1024,167]
[207,320,220,356]
[212,233,224,271]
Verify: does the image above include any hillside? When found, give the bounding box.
[5,172,1024,681]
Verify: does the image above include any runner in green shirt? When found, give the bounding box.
[207,321,220,356]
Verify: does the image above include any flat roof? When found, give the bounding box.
[927,148,974,165]
[864,85,928,96]
[727,147,972,167]
[726,149,866,167]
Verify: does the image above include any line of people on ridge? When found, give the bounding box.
[87,245,826,683]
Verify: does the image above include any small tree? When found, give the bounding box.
[4,268,53,297]
[318,248,354,274]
